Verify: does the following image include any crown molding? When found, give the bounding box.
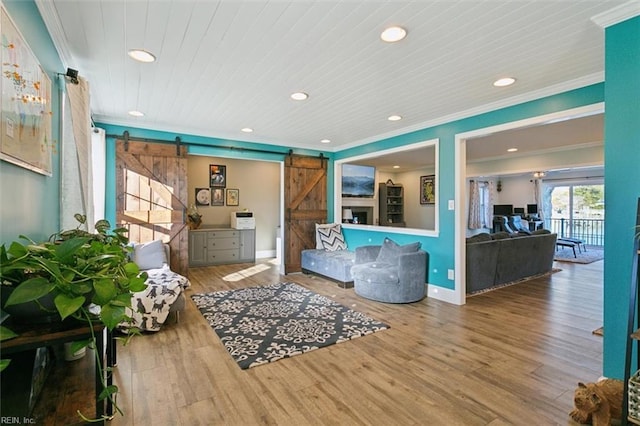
[591,1,640,28]
[339,72,604,151]
[35,0,73,69]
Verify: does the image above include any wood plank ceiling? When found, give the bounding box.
[37,1,626,155]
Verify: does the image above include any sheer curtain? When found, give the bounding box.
[533,178,543,219]
[485,180,495,227]
[468,180,482,229]
[60,76,103,231]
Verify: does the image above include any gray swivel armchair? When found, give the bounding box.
[350,238,428,303]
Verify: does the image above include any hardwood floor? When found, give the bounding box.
[33,258,603,425]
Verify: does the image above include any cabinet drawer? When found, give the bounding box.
[209,238,239,250]
[208,230,239,239]
[208,249,240,263]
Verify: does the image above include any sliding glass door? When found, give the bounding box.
[546,182,605,246]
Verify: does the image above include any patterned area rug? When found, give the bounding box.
[191,282,390,369]
[554,246,604,264]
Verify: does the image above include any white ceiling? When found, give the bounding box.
[37,0,629,158]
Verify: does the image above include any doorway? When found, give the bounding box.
[454,103,604,304]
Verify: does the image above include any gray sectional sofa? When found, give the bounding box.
[465,229,557,293]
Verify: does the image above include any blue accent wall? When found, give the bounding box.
[0,0,63,243]
[603,16,640,379]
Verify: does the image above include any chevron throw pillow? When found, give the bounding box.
[317,224,347,251]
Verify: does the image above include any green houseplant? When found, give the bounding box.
[0,214,147,420]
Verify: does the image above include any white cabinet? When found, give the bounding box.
[189,228,256,266]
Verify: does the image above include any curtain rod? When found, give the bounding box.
[538,175,604,183]
[106,131,316,158]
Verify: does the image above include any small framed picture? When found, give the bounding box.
[211,188,225,206]
[226,188,239,206]
[209,164,226,187]
[195,188,210,206]
[420,175,436,204]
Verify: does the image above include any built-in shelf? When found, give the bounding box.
[379,183,405,227]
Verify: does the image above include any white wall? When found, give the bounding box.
[187,156,280,255]
[378,168,436,229]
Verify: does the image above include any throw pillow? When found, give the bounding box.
[375,237,421,265]
[133,239,167,270]
[315,223,340,249]
[316,224,347,251]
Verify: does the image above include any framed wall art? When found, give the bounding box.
[211,188,224,206]
[1,6,53,176]
[420,175,436,204]
[209,164,226,187]
[195,188,210,206]
[226,188,239,206]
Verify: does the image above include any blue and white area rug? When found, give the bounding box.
[191,282,389,369]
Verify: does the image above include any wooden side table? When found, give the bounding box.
[1,319,116,421]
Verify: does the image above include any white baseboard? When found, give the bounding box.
[427,284,463,305]
[256,250,276,259]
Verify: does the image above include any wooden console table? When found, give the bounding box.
[1,319,116,421]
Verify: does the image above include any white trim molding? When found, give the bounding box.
[591,1,640,28]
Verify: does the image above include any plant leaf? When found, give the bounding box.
[6,241,28,258]
[100,303,126,329]
[74,213,87,224]
[98,384,119,401]
[69,338,92,354]
[0,359,11,372]
[112,292,134,307]
[4,277,54,306]
[54,293,85,320]
[93,278,117,305]
[128,276,148,293]
[55,237,90,264]
[0,326,18,341]
[123,262,140,276]
[94,219,111,233]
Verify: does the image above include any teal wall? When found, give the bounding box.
[0,0,63,244]
[339,84,604,290]
[603,16,640,379]
[98,123,334,227]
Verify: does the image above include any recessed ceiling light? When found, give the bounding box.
[290,92,309,101]
[388,115,402,121]
[128,110,144,117]
[320,139,331,144]
[127,49,156,63]
[507,148,518,152]
[241,127,254,133]
[494,77,516,87]
[393,165,400,169]
[381,26,407,43]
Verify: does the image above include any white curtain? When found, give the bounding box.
[485,180,495,227]
[468,180,482,229]
[91,128,106,221]
[60,76,96,230]
[533,179,543,219]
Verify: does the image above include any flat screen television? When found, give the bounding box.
[527,204,539,214]
[493,204,513,216]
[342,164,375,198]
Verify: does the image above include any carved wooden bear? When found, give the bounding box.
[569,379,623,425]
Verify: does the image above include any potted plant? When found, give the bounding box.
[0,214,147,420]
